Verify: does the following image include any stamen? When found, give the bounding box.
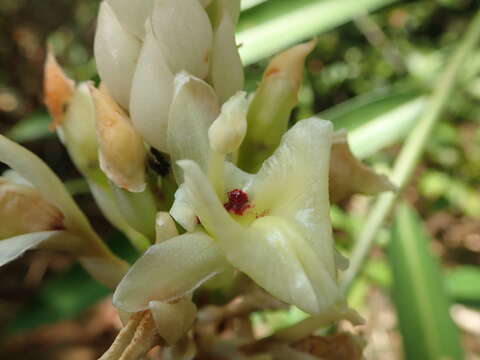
[224,189,251,216]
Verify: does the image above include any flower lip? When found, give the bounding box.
[223,188,250,216]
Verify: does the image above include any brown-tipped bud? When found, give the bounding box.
[0,179,64,239]
[238,40,317,172]
[43,50,75,129]
[330,131,396,203]
[264,39,317,93]
[90,84,147,193]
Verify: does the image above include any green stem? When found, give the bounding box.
[341,10,480,293]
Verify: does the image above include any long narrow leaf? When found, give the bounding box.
[320,90,425,158]
[237,0,398,65]
[389,203,464,360]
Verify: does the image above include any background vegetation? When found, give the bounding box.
[0,0,479,359]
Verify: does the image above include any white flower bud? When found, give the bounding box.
[210,3,244,104]
[90,84,147,193]
[208,91,248,154]
[129,21,174,153]
[0,179,64,239]
[94,1,141,109]
[155,212,178,244]
[106,0,153,39]
[151,0,213,78]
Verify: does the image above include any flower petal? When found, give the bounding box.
[94,2,141,109]
[0,231,82,267]
[151,0,213,78]
[106,0,153,39]
[330,130,395,203]
[129,23,174,152]
[210,7,244,104]
[230,216,342,315]
[113,232,227,312]
[168,73,219,182]
[149,298,197,345]
[247,118,337,276]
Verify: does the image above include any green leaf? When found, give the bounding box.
[389,203,464,360]
[6,113,52,143]
[6,265,110,335]
[446,266,480,305]
[237,0,399,65]
[419,170,480,219]
[320,89,425,159]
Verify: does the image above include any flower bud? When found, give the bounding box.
[155,212,178,244]
[106,0,153,40]
[0,179,64,239]
[43,50,75,129]
[94,1,141,109]
[90,84,147,193]
[208,0,244,103]
[208,91,248,154]
[129,21,174,153]
[151,0,213,78]
[238,40,316,172]
[44,53,101,180]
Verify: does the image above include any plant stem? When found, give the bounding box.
[341,10,480,293]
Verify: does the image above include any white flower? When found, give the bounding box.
[113,74,346,315]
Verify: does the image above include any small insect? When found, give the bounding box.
[148,148,171,177]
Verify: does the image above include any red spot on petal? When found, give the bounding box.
[224,189,251,216]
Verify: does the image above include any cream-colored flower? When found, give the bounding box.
[114,74,345,315]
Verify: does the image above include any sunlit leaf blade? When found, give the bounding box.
[320,90,425,159]
[389,203,464,360]
[237,0,398,65]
